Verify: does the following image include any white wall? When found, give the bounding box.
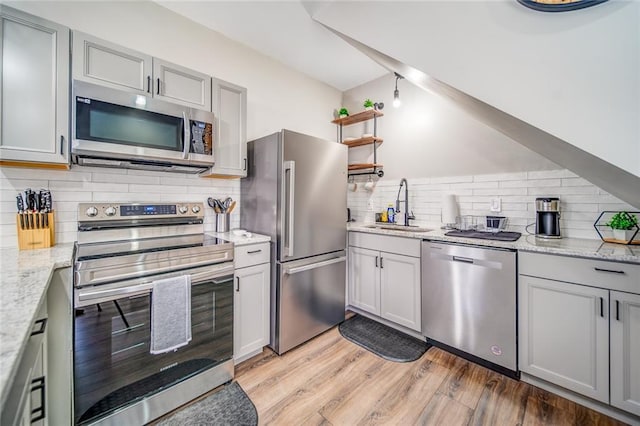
[6,0,342,141]
[342,74,559,180]
[315,1,640,177]
[348,169,636,240]
[0,0,342,249]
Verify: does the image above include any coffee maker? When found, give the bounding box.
[535,197,561,239]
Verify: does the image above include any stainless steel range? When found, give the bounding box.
[73,202,234,425]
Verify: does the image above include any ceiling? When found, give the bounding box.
[157,1,388,91]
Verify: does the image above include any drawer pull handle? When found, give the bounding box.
[247,249,262,254]
[380,257,384,269]
[375,256,378,268]
[236,276,240,292]
[31,376,46,423]
[30,318,47,337]
[594,267,625,275]
[616,300,620,321]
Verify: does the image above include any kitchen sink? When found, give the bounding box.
[365,224,432,232]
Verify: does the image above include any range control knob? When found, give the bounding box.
[191,205,201,214]
[179,205,189,214]
[105,206,117,216]
[85,206,98,217]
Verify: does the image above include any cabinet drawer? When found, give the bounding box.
[349,232,420,258]
[235,243,270,269]
[519,251,640,294]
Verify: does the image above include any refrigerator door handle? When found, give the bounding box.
[284,160,295,257]
[284,256,346,275]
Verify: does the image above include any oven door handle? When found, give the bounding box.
[78,269,228,302]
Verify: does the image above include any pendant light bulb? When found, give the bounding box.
[392,72,403,108]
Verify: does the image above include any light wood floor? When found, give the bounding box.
[235,326,626,426]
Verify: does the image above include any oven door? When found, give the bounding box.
[73,266,233,425]
[72,80,214,167]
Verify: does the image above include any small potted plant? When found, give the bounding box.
[606,212,639,241]
[363,99,374,110]
[338,108,349,118]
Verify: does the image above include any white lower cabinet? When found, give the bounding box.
[610,291,640,416]
[348,246,380,314]
[519,251,640,418]
[519,275,609,403]
[233,243,270,363]
[347,232,421,332]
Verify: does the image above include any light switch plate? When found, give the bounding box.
[367,199,374,211]
[490,197,502,212]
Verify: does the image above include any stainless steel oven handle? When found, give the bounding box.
[182,112,191,159]
[284,256,346,275]
[78,268,230,302]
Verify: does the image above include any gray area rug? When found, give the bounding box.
[339,315,430,363]
[156,381,257,426]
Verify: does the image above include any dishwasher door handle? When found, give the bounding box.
[452,256,474,264]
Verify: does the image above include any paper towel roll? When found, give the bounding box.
[441,193,459,225]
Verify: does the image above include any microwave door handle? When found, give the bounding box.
[182,112,191,159]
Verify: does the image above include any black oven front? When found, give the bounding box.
[73,270,233,425]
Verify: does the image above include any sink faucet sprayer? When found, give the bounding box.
[395,178,415,226]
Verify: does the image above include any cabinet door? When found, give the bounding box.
[519,276,609,403]
[611,291,640,416]
[0,6,69,164]
[153,58,211,110]
[208,78,247,177]
[380,252,421,332]
[348,247,380,315]
[234,263,270,362]
[72,31,151,94]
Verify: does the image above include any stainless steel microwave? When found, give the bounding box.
[71,80,215,174]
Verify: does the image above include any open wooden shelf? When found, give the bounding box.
[342,136,383,148]
[347,163,383,171]
[331,109,383,126]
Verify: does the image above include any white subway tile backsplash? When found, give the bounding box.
[0,165,241,248]
[348,169,635,240]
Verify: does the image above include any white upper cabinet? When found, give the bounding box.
[0,6,70,165]
[153,59,211,110]
[72,31,211,110]
[206,78,247,177]
[72,31,151,95]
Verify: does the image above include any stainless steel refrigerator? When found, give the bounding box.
[241,129,347,354]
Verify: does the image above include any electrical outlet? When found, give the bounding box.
[367,199,374,211]
[490,197,502,212]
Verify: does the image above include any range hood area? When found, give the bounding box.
[317,22,640,210]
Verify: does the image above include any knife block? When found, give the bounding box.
[16,212,55,250]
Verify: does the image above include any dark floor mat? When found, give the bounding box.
[156,381,257,426]
[338,315,430,362]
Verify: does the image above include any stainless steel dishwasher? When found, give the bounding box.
[421,241,517,377]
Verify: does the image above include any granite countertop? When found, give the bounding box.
[0,243,75,406]
[348,223,640,264]
[208,230,271,246]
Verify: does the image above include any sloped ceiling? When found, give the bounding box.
[315,16,640,209]
[306,1,640,208]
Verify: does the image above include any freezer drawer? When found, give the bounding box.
[421,241,517,372]
[275,252,346,354]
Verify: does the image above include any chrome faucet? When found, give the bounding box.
[395,178,415,226]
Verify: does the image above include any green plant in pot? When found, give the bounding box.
[363,99,374,110]
[606,212,639,241]
[338,107,349,118]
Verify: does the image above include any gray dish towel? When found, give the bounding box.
[150,275,192,354]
